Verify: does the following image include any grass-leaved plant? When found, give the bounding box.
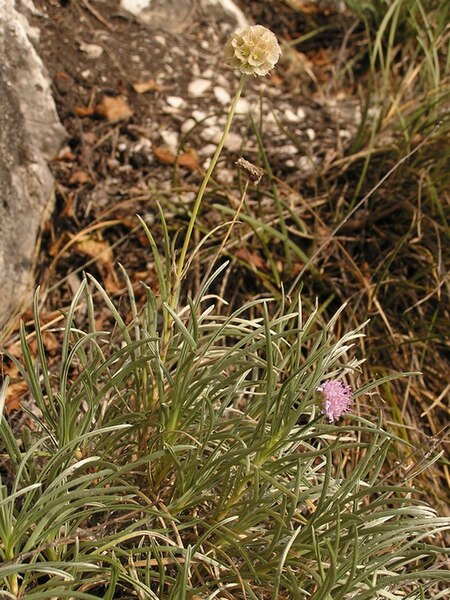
[1,259,449,598]
[1,22,449,600]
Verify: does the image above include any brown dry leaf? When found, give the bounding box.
[75,105,95,117]
[69,170,91,185]
[153,145,199,172]
[43,331,60,353]
[95,96,133,122]
[308,48,334,73]
[60,193,76,219]
[2,364,27,412]
[178,148,199,172]
[234,247,267,271]
[55,145,76,161]
[76,236,113,268]
[4,381,28,412]
[284,0,324,13]
[49,233,69,258]
[152,144,176,166]
[269,72,284,86]
[103,272,121,295]
[82,131,97,145]
[133,79,161,94]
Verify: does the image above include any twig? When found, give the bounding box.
[79,0,115,32]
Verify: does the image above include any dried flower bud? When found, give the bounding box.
[224,25,281,77]
[236,157,265,185]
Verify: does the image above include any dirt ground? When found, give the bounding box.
[23,0,362,309]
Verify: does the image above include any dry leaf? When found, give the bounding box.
[152,144,176,165]
[76,236,120,293]
[95,96,133,122]
[4,381,27,412]
[133,79,161,94]
[2,364,27,412]
[76,237,113,268]
[55,145,76,161]
[153,145,199,172]
[75,105,95,117]
[69,170,91,185]
[178,148,199,172]
[42,331,60,353]
[284,0,324,13]
[234,247,267,271]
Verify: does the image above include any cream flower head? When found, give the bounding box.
[224,25,281,77]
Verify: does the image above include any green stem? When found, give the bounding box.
[173,74,247,295]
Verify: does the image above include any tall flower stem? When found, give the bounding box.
[171,74,247,305]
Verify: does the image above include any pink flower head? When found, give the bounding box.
[318,379,353,422]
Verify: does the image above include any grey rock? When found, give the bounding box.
[120,0,247,32]
[0,0,66,333]
[121,0,195,32]
[188,78,212,98]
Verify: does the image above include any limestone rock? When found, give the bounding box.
[0,0,66,334]
[120,0,247,32]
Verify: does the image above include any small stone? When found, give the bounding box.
[80,69,91,79]
[279,144,298,156]
[285,108,298,122]
[297,107,306,120]
[224,132,242,152]
[306,128,316,141]
[201,143,217,157]
[181,118,197,135]
[216,168,234,184]
[79,42,103,59]
[160,130,179,153]
[213,86,231,105]
[200,126,221,143]
[132,138,152,151]
[298,156,316,173]
[107,157,120,170]
[192,109,208,122]
[339,129,352,140]
[166,96,185,109]
[235,98,250,114]
[188,78,211,97]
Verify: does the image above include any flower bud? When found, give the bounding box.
[224,25,281,77]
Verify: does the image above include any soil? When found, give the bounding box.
[17,0,362,311]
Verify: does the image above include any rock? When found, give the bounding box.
[306,128,316,141]
[192,110,208,122]
[201,144,217,157]
[120,0,194,32]
[0,0,66,334]
[160,130,179,154]
[120,0,247,32]
[166,96,186,110]
[224,132,242,152]
[200,126,221,144]
[213,86,231,105]
[203,0,248,29]
[235,98,250,115]
[181,118,197,135]
[79,41,103,59]
[188,78,211,98]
